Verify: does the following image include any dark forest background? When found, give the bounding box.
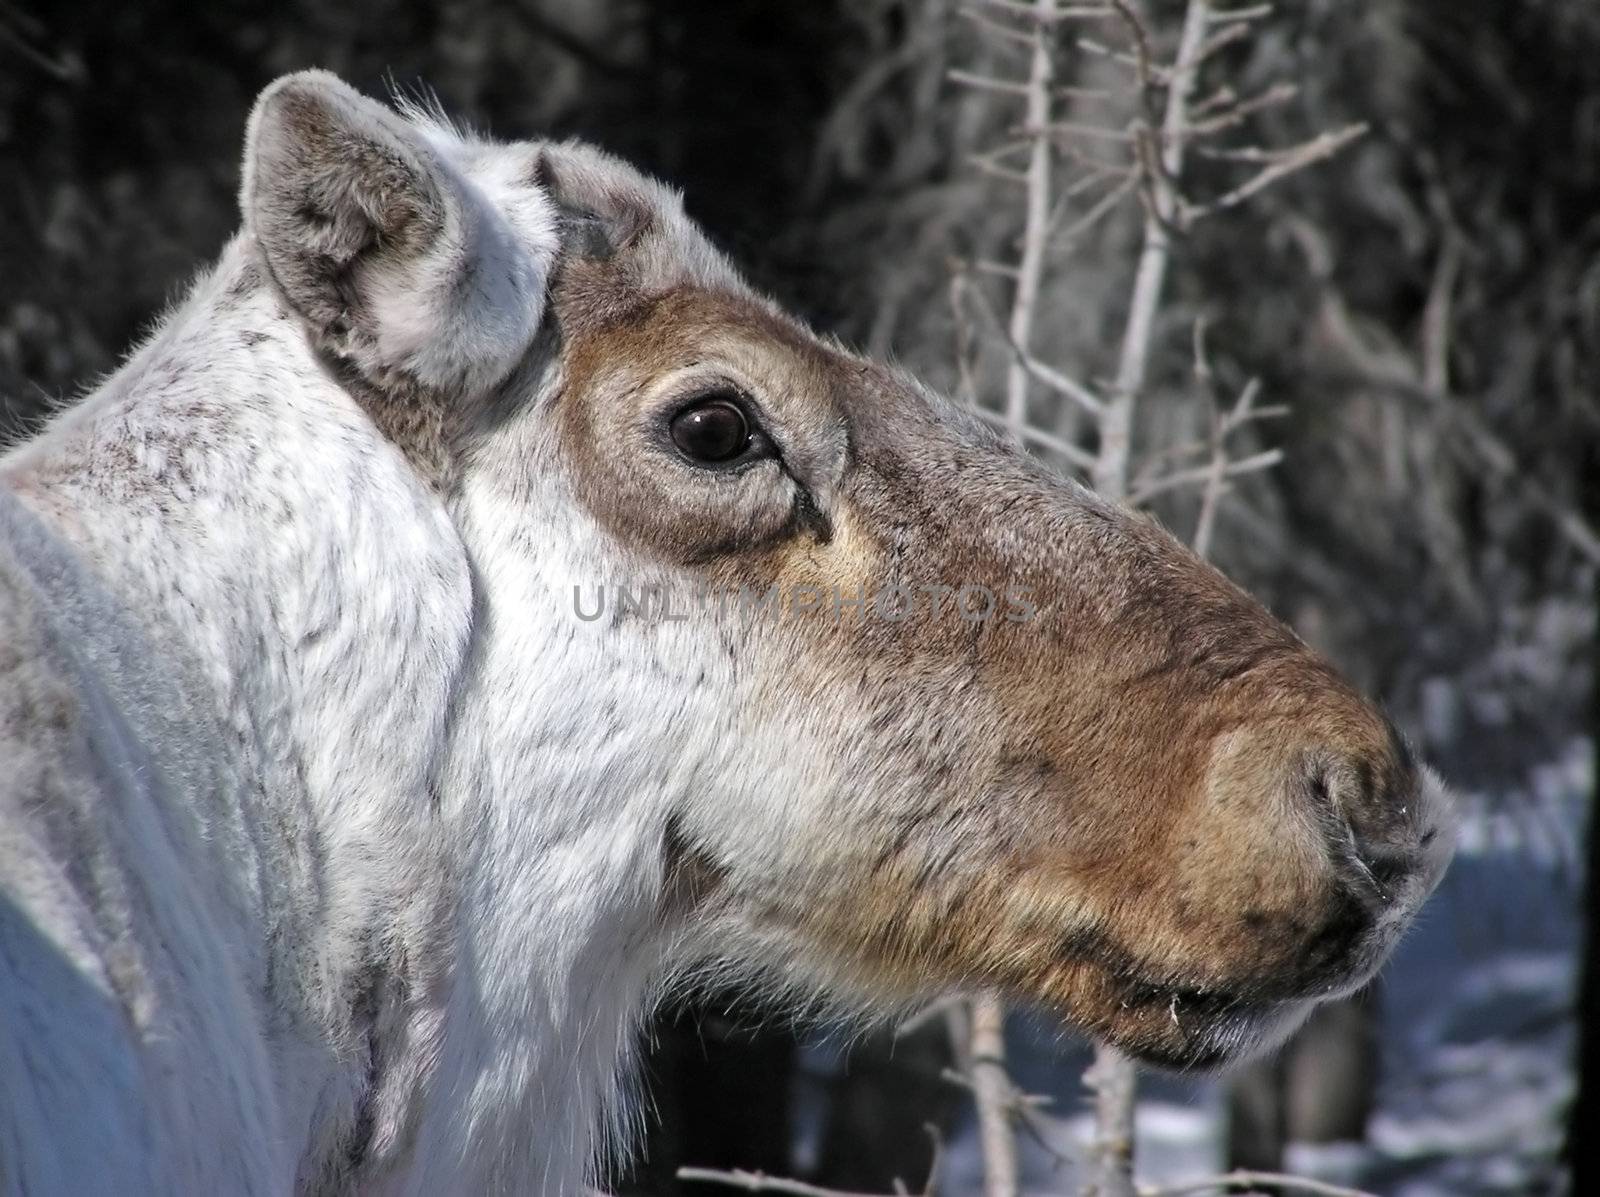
[2,1,1596,1192]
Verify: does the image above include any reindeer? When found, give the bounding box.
[0,72,1453,1195]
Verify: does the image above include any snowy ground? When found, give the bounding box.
[931,740,1587,1196]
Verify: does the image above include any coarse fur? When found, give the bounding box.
[0,73,1455,1195]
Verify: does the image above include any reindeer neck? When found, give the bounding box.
[400,465,686,1195]
[3,238,687,1193]
[0,236,480,1180]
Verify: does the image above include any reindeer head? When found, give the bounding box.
[242,73,1453,1070]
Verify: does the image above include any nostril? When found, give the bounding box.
[1304,749,1417,859]
[1300,750,1430,904]
[1359,846,1417,900]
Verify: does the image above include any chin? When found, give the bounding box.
[1113,997,1318,1074]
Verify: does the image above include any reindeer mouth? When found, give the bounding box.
[1092,978,1315,1072]
[1084,896,1419,1071]
[1038,920,1382,1072]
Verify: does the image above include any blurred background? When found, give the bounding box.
[1,1,1593,1193]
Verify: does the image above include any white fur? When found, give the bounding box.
[0,80,785,1193]
[0,240,482,1188]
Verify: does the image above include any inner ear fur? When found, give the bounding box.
[241,70,552,397]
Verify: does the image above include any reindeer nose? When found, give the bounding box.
[1308,750,1435,907]
[1275,747,1457,998]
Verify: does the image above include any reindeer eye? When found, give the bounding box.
[670,397,751,464]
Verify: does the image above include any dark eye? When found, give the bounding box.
[670,397,751,464]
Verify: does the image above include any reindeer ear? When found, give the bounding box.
[241,71,555,393]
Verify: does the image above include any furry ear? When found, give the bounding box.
[241,71,554,393]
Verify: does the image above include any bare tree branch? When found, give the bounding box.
[1187,327,1267,554]
[1092,0,1209,502]
[1053,173,1140,248]
[1183,81,1297,135]
[1313,267,1600,567]
[950,275,981,407]
[676,1170,891,1197]
[959,7,1041,49]
[968,155,1033,184]
[1138,1171,1379,1197]
[1421,230,1463,395]
[680,1131,946,1197]
[1205,3,1274,23]
[975,406,1099,468]
[1082,1045,1139,1197]
[1003,0,1060,436]
[0,2,82,80]
[1131,446,1280,508]
[960,276,1105,416]
[1193,22,1254,65]
[965,0,1115,20]
[948,69,1033,97]
[1036,120,1136,143]
[1358,375,1600,566]
[975,258,1025,279]
[1181,123,1366,218]
[969,992,1019,1197]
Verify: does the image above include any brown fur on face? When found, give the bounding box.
[528,151,1451,1070]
